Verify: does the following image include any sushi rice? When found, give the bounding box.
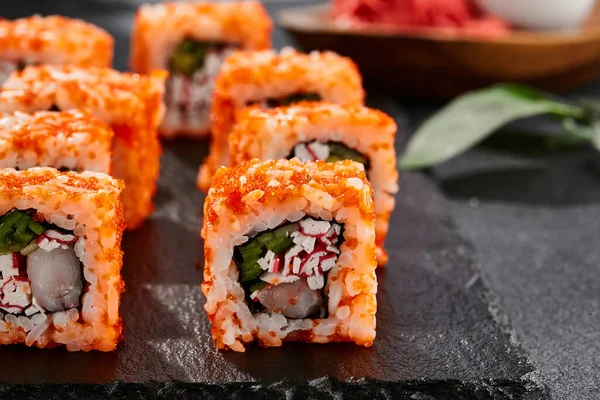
[197,47,365,192]
[0,15,113,83]
[228,102,399,265]
[131,1,272,138]
[0,110,113,174]
[202,159,377,351]
[0,65,167,230]
[0,168,125,351]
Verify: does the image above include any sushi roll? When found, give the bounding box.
[228,102,399,265]
[197,48,365,191]
[0,65,167,230]
[0,167,125,351]
[202,159,377,351]
[0,110,113,173]
[0,15,113,83]
[131,1,272,139]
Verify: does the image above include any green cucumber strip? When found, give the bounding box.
[239,244,264,261]
[11,231,35,245]
[328,142,368,165]
[236,222,301,288]
[275,223,298,236]
[248,280,268,294]
[15,213,31,234]
[240,256,261,270]
[256,232,275,246]
[240,262,263,283]
[169,38,217,77]
[325,154,345,163]
[0,211,23,238]
[28,220,45,235]
[265,235,294,254]
[0,242,9,255]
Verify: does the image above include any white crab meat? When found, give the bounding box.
[307,271,325,291]
[0,253,18,278]
[293,141,330,161]
[320,255,337,272]
[300,251,327,276]
[38,230,77,252]
[292,143,313,161]
[166,48,233,132]
[291,231,316,253]
[44,230,77,244]
[298,218,331,237]
[0,277,32,314]
[257,250,275,271]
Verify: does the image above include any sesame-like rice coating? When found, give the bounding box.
[130,1,272,139]
[228,102,399,265]
[0,167,125,351]
[0,65,166,229]
[0,15,113,68]
[197,48,364,191]
[0,110,112,173]
[131,1,271,72]
[203,159,377,351]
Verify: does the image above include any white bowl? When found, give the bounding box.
[478,0,596,31]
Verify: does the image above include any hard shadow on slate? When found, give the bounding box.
[0,142,545,399]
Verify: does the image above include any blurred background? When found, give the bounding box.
[7,0,600,97]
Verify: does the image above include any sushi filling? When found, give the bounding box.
[289,141,370,170]
[249,93,322,109]
[234,217,343,319]
[0,209,84,331]
[0,60,26,84]
[165,38,237,132]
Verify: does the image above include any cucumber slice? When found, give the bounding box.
[28,220,45,235]
[169,38,218,77]
[248,280,268,294]
[327,142,368,165]
[240,262,263,283]
[265,235,294,254]
[239,243,264,261]
[11,231,36,246]
[256,231,275,246]
[15,213,31,234]
[0,211,23,238]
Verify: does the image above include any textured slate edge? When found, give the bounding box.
[0,377,546,400]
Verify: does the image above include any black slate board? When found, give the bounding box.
[0,1,548,399]
[0,139,545,398]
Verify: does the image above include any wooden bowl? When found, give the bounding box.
[278,3,600,98]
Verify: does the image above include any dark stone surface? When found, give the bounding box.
[3,1,590,399]
[0,139,544,399]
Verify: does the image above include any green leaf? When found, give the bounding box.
[399,85,585,170]
[592,133,600,152]
[482,130,588,154]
